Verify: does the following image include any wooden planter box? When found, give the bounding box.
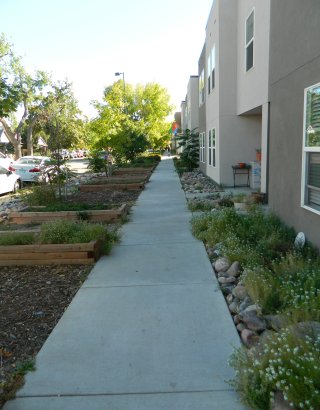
[8,204,128,225]
[113,166,155,175]
[90,175,149,183]
[79,183,145,192]
[0,240,103,266]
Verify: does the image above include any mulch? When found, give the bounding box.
[0,187,143,408]
[0,264,90,407]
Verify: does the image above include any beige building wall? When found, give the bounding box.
[187,76,199,132]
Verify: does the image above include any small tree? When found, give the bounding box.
[175,128,199,171]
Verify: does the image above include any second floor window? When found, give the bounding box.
[245,10,254,71]
[207,46,216,94]
[199,69,205,106]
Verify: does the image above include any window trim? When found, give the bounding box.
[208,128,216,167]
[199,69,205,106]
[207,45,215,95]
[245,8,255,72]
[301,81,320,215]
[199,132,206,163]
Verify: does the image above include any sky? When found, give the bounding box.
[1,0,213,119]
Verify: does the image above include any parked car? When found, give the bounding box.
[0,165,21,195]
[12,156,52,183]
[0,152,13,169]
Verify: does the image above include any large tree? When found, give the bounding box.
[0,33,51,158]
[89,80,173,157]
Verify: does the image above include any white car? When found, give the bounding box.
[0,165,21,195]
[0,152,13,169]
[12,156,51,183]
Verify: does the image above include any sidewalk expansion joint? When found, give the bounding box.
[18,388,236,399]
[118,241,197,247]
[83,281,214,289]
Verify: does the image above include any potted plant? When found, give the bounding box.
[232,193,248,211]
[256,148,262,162]
[251,190,265,204]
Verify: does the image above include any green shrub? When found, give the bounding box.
[40,220,118,254]
[188,199,215,212]
[21,184,58,207]
[243,252,320,319]
[0,233,35,246]
[230,327,320,410]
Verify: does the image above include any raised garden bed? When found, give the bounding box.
[0,239,102,266]
[88,175,149,183]
[8,204,128,225]
[79,182,145,192]
[113,166,155,175]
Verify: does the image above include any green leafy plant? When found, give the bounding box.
[0,232,35,246]
[230,327,320,410]
[174,128,199,171]
[20,184,58,207]
[40,220,118,254]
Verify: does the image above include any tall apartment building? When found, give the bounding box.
[198,0,270,190]
[268,0,320,248]
[181,0,320,247]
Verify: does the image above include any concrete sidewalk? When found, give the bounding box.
[4,158,246,410]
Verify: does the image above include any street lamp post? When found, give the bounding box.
[115,72,126,113]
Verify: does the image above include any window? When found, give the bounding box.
[207,46,215,95]
[199,69,205,106]
[199,132,205,163]
[211,46,215,91]
[302,83,320,212]
[245,10,254,71]
[208,128,216,167]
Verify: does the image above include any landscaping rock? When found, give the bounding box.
[226,261,241,277]
[238,297,252,313]
[289,321,320,340]
[220,284,236,295]
[226,293,234,304]
[241,329,260,347]
[232,284,248,300]
[239,310,266,332]
[214,257,230,272]
[233,314,241,325]
[242,304,260,314]
[229,301,239,314]
[236,323,246,332]
[265,314,291,331]
[218,276,236,285]
[272,391,294,410]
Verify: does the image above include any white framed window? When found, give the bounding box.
[207,46,215,95]
[199,132,205,163]
[208,128,216,167]
[199,69,205,106]
[302,82,320,213]
[245,9,254,72]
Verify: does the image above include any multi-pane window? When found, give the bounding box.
[199,69,205,106]
[208,128,216,167]
[245,10,254,71]
[207,46,215,95]
[302,83,320,212]
[199,132,205,163]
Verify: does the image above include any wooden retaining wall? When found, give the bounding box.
[113,166,155,175]
[8,204,128,225]
[0,240,102,266]
[79,183,145,192]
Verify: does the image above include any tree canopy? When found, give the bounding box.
[0,33,85,158]
[89,80,173,161]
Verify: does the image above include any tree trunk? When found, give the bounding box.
[0,118,22,159]
[0,103,28,159]
[26,117,37,156]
